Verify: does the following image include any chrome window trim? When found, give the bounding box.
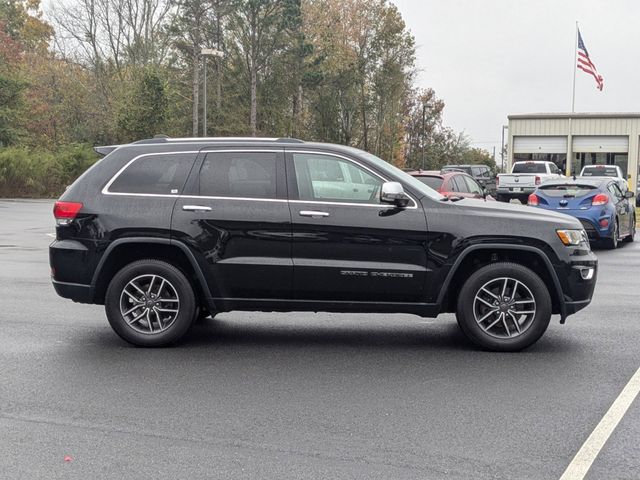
[286,149,418,209]
[101,147,419,210]
[102,150,200,196]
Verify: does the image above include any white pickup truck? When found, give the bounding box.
[496,161,564,203]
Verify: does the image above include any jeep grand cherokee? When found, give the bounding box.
[50,137,598,351]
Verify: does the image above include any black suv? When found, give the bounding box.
[50,137,597,351]
[441,164,496,196]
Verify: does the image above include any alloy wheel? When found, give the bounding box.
[473,277,536,339]
[119,274,180,335]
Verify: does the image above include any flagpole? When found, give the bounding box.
[567,21,578,177]
[571,21,578,113]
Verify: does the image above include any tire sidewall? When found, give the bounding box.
[456,263,552,352]
[105,260,196,347]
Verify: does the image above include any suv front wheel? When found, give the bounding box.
[456,262,552,352]
[105,259,197,347]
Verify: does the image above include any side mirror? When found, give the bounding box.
[380,182,410,207]
[625,190,635,199]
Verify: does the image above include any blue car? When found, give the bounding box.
[528,177,636,249]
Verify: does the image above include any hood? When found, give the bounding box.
[439,197,583,230]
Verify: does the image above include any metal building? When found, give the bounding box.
[507,113,640,193]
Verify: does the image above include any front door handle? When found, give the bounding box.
[299,210,330,218]
[182,205,212,212]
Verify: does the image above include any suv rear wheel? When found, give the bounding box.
[455,262,552,351]
[105,259,196,347]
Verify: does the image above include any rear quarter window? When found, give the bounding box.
[108,153,196,194]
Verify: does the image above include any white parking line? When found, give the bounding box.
[559,366,640,480]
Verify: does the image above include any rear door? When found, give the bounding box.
[171,148,292,302]
[286,149,428,303]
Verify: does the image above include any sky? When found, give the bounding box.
[392,0,640,159]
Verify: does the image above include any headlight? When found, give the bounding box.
[557,229,587,246]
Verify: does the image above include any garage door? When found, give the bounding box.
[572,136,629,153]
[513,136,567,153]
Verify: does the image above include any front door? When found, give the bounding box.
[286,150,428,303]
[171,148,292,302]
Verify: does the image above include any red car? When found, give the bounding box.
[407,170,495,200]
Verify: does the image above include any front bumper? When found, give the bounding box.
[558,251,598,321]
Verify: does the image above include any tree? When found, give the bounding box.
[117,69,168,141]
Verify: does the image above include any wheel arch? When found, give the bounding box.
[437,244,566,321]
[91,238,215,311]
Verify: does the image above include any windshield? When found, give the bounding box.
[512,162,547,174]
[344,147,445,200]
[581,166,619,177]
[414,176,443,190]
[539,184,597,198]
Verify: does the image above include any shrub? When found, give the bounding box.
[0,144,98,198]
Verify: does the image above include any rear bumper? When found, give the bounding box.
[52,279,93,304]
[496,187,536,195]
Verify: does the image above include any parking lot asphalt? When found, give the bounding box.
[1,199,639,480]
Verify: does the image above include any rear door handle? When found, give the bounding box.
[182,205,212,212]
[299,210,330,218]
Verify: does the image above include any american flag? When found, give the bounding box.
[577,29,604,91]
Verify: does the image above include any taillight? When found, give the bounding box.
[528,194,539,206]
[53,201,83,225]
[496,176,499,186]
[592,194,609,206]
[535,176,541,185]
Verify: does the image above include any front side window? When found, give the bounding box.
[293,153,383,203]
[199,152,277,199]
[109,153,195,194]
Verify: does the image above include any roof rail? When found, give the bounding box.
[131,136,306,144]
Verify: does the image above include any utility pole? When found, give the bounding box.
[201,48,224,136]
[421,103,426,170]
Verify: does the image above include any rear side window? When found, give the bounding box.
[199,152,277,198]
[512,162,547,174]
[415,176,443,190]
[539,184,597,198]
[108,153,195,194]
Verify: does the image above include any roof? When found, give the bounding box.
[508,112,640,120]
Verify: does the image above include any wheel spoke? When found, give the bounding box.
[480,287,499,300]
[501,314,511,337]
[127,308,148,325]
[476,297,496,308]
[153,308,164,331]
[147,275,156,294]
[124,289,142,303]
[501,278,508,298]
[508,280,520,302]
[123,304,144,316]
[513,299,534,305]
[146,309,154,333]
[156,278,166,297]
[130,281,147,296]
[508,312,522,334]
[158,298,179,303]
[155,308,178,313]
[485,313,504,331]
[477,308,499,324]
[514,310,535,314]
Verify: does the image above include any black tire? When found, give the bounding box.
[496,194,509,203]
[602,220,619,249]
[623,215,635,243]
[455,262,552,352]
[105,259,197,347]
